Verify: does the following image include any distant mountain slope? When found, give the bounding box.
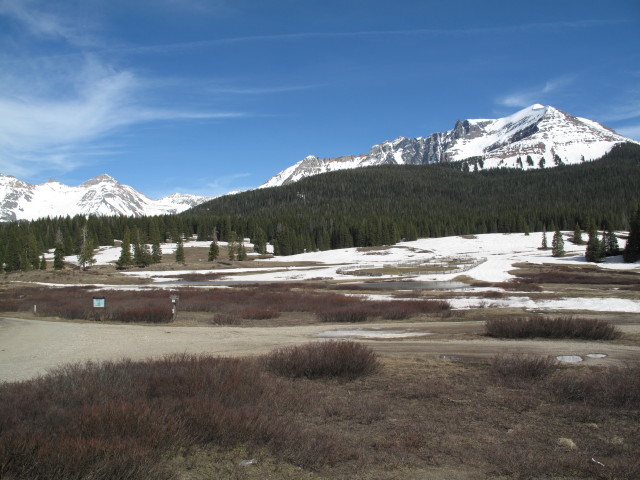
[0,173,212,222]
[189,143,640,241]
[260,104,636,188]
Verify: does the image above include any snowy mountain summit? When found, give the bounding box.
[0,174,212,222]
[260,104,636,188]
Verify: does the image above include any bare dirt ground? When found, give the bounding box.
[2,315,639,383]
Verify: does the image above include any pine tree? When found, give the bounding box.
[585,230,605,263]
[551,230,565,257]
[132,229,151,267]
[175,235,185,263]
[541,229,548,250]
[623,207,640,263]
[77,227,96,270]
[227,233,237,260]
[149,220,163,264]
[39,255,46,270]
[252,227,267,254]
[53,245,65,270]
[151,242,162,264]
[117,227,132,268]
[4,226,23,271]
[604,230,620,256]
[237,240,247,260]
[572,223,583,245]
[208,240,219,261]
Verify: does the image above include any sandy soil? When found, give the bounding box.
[2,316,638,383]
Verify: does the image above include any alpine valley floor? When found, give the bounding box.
[1,232,639,479]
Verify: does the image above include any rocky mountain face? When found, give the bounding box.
[260,104,637,188]
[0,173,212,222]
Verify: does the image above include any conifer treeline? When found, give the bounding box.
[0,143,639,270]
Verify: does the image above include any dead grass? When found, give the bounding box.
[0,353,638,479]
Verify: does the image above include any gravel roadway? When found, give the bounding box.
[1,316,639,383]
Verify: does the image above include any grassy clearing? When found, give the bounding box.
[1,353,638,479]
[485,316,621,340]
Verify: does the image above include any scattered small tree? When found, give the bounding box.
[623,207,640,263]
[132,229,152,267]
[604,230,620,257]
[117,228,132,268]
[551,230,565,257]
[252,227,267,254]
[77,227,95,270]
[572,223,583,245]
[39,255,46,270]
[53,245,65,270]
[208,240,219,261]
[175,236,185,263]
[227,231,237,261]
[237,240,247,261]
[585,229,605,263]
[541,229,548,250]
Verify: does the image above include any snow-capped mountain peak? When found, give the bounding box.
[260,104,637,188]
[0,174,213,222]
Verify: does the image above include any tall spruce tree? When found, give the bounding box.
[132,228,151,267]
[117,227,132,268]
[552,230,565,257]
[237,239,247,260]
[585,229,605,263]
[227,233,237,261]
[175,235,185,263]
[53,245,65,270]
[77,227,96,270]
[252,227,267,254]
[604,230,620,256]
[541,229,548,250]
[208,240,219,261]
[149,220,163,264]
[572,223,583,245]
[623,207,640,263]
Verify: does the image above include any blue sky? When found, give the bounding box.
[1,0,639,198]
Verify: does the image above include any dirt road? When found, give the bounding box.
[1,316,638,383]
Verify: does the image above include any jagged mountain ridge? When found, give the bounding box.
[260,104,637,188]
[0,173,212,222]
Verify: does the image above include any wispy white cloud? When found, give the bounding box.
[0,0,100,47]
[0,56,244,178]
[206,84,319,95]
[0,1,246,179]
[117,19,629,55]
[497,76,575,108]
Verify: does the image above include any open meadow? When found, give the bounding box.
[1,232,639,479]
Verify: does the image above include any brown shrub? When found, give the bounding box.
[546,365,640,408]
[491,354,558,382]
[316,306,373,323]
[264,341,380,380]
[485,316,621,340]
[241,308,280,320]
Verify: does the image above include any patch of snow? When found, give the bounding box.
[556,355,583,363]
[314,329,431,339]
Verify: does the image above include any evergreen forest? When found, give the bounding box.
[1,142,639,270]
